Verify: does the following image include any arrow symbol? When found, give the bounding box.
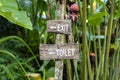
[50,26,56,29]
[49,51,55,54]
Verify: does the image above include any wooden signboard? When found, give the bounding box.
[40,44,79,60]
[47,20,71,34]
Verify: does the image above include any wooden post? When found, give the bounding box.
[39,1,79,80]
[55,5,64,80]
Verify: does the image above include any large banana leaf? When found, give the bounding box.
[0,0,32,30]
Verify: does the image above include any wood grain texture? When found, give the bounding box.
[39,44,79,60]
[55,4,64,80]
[47,20,71,34]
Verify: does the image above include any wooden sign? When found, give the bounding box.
[39,44,79,60]
[47,20,71,34]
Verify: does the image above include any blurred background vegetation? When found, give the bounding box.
[0,0,120,80]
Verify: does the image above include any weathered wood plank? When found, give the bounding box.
[39,44,79,60]
[47,20,71,34]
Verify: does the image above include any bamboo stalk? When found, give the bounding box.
[104,0,115,80]
[82,0,87,80]
[97,25,101,60]
[96,7,108,80]
[66,60,72,80]
[78,0,82,19]
[96,28,107,80]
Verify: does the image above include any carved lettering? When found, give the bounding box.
[55,48,75,57]
[40,44,79,60]
[57,24,69,32]
[47,20,71,34]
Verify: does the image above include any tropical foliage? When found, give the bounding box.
[0,0,120,80]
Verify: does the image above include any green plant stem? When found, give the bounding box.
[74,60,79,80]
[82,0,94,80]
[96,29,107,80]
[78,0,82,19]
[66,60,72,80]
[66,22,74,80]
[97,25,101,59]
[104,0,114,80]
[43,69,46,80]
[116,49,120,80]
[0,36,40,68]
[82,0,87,80]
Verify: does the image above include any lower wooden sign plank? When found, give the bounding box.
[39,44,79,60]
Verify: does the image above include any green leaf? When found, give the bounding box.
[88,12,108,26]
[0,0,33,30]
[115,1,120,19]
[96,0,106,7]
[39,61,50,71]
[46,67,55,79]
[115,10,120,19]
[110,44,118,50]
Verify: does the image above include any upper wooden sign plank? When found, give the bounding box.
[39,44,79,60]
[47,20,71,34]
